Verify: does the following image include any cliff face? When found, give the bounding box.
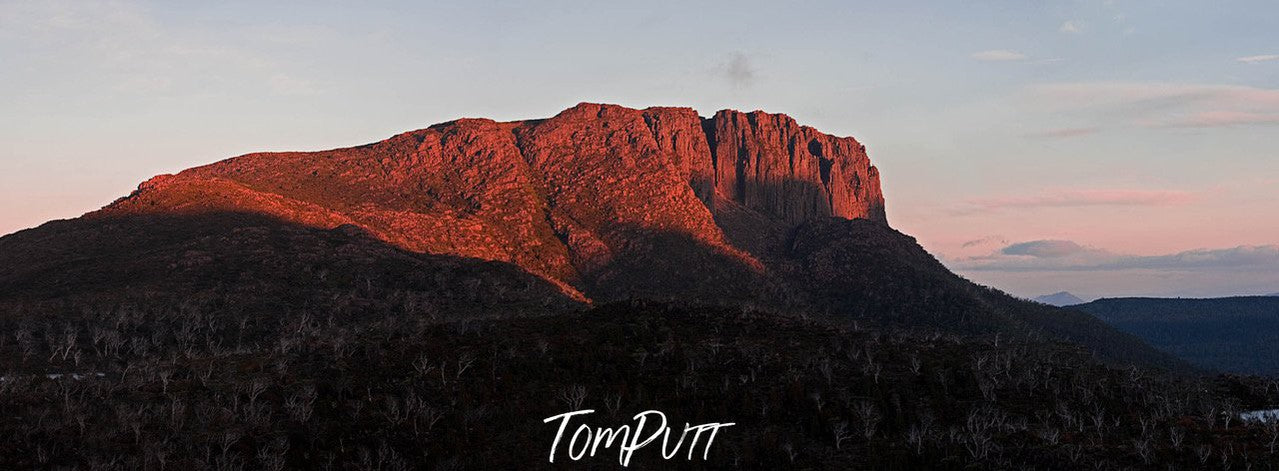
[705,109,885,225]
[98,103,885,301]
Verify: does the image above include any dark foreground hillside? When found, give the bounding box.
[1073,297,1279,375]
[0,208,1263,469]
[2,298,1279,469]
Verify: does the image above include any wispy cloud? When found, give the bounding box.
[1028,82,1279,109]
[1162,111,1279,128]
[1238,54,1279,64]
[954,242,1279,273]
[1059,21,1082,33]
[1024,127,1100,138]
[955,189,1195,214]
[0,1,322,98]
[961,235,1008,249]
[1023,82,1279,128]
[1002,240,1085,258]
[971,50,1026,62]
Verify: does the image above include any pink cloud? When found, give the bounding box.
[1027,82,1279,109]
[1024,127,1100,138]
[961,235,1008,248]
[958,189,1195,214]
[1163,111,1279,128]
[971,50,1026,62]
[1023,82,1279,129]
[952,242,1279,273]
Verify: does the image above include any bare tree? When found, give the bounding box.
[1036,426,1060,445]
[831,421,851,450]
[412,354,435,376]
[906,425,925,455]
[455,352,474,379]
[604,393,623,417]
[1132,437,1152,465]
[1169,426,1185,449]
[818,358,833,386]
[855,401,881,440]
[285,385,317,423]
[1267,421,1279,454]
[557,385,587,410]
[1196,444,1213,466]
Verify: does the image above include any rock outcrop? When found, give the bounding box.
[705,109,885,225]
[95,103,886,302]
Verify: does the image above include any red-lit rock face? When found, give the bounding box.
[98,103,886,302]
[707,109,885,225]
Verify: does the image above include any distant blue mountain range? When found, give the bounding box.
[1071,296,1279,375]
[1033,291,1085,306]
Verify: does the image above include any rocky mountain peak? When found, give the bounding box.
[97,103,886,302]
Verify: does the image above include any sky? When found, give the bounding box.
[1,0,1276,300]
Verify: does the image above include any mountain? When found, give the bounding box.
[1033,291,1085,306]
[88,103,883,304]
[1072,296,1279,375]
[8,103,1269,468]
[0,103,1178,370]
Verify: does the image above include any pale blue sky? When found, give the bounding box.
[2,1,1276,299]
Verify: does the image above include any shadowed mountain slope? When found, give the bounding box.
[0,212,579,319]
[775,219,1187,372]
